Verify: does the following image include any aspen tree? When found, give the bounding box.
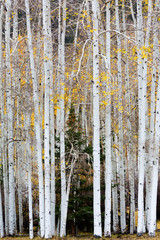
[5,0,16,234]
[2,64,9,235]
[83,0,92,146]
[12,0,23,232]
[25,0,45,236]
[59,0,67,237]
[148,0,159,235]
[0,3,4,237]
[26,62,33,239]
[36,11,44,141]
[56,0,62,139]
[43,0,52,237]
[112,135,119,233]
[104,1,111,237]
[115,0,126,233]
[50,20,56,240]
[27,127,34,240]
[0,184,3,237]
[92,0,102,237]
[137,0,146,235]
[122,0,135,233]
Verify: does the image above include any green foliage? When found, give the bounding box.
[65,105,86,152]
[67,179,93,234]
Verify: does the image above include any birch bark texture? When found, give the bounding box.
[92,0,102,237]
[42,0,53,237]
[148,0,160,235]
[5,0,16,234]
[59,0,67,237]
[137,0,146,235]
[104,1,111,237]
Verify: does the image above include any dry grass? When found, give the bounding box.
[2,232,160,240]
[2,221,160,240]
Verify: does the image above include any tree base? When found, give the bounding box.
[104,234,111,238]
[93,234,102,238]
[137,232,143,237]
[148,232,155,237]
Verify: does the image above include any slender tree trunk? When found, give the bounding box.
[92,0,102,237]
[0,3,4,237]
[25,0,45,236]
[137,0,146,235]
[56,0,62,139]
[112,137,119,233]
[43,0,53,237]
[50,24,56,240]
[122,0,135,234]
[104,2,111,237]
[59,0,67,237]
[25,62,34,239]
[27,136,34,240]
[12,0,23,232]
[2,103,9,235]
[148,1,159,235]
[0,183,4,238]
[5,0,16,234]
[115,0,126,233]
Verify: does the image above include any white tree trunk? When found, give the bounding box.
[27,143,34,240]
[5,0,16,234]
[137,0,146,235]
[115,0,126,233]
[148,2,159,234]
[92,0,102,237]
[112,140,119,233]
[56,0,62,139]
[59,0,67,237]
[43,0,52,237]
[25,62,34,239]
[0,4,4,237]
[0,184,4,238]
[18,142,23,234]
[148,44,159,236]
[12,0,23,232]
[104,2,111,237]
[2,116,9,235]
[50,22,56,240]
[122,0,135,234]
[25,0,45,236]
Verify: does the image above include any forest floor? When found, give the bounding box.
[1,232,160,240]
[1,221,160,240]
